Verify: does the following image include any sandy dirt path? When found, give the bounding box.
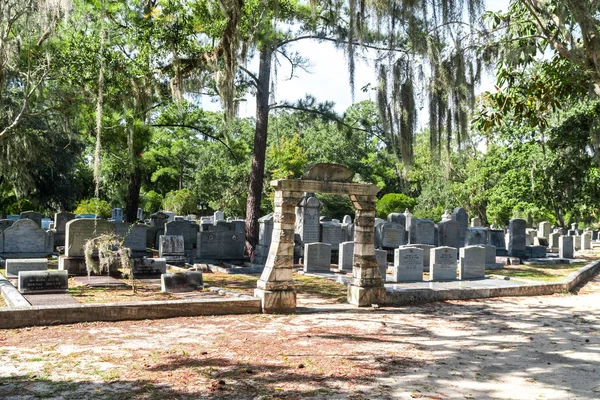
[1,273,599,399]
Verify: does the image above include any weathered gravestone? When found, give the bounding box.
[508,219,527,257]
[548,232,560,251]
[132,258,167,276]
[149,211,170,248]
[5,259,48,277]
[527,245,546,258]
[0,219,54,258]
[538,221,551,240]
[338,241,354,271]
[64,219,113,257]
[304,242,331,272]
[214,210,225,222]
[196,226,244,260]
[377,221,405,249]
[159,235,185,264]
[481,244,503,269]
[573,235,581,250]
[451,208,469,248]
[376,249,388,281]
[320,220,343,248]
[533,237,549,247]
[388,212,406,227]
[161,271,203,293]
[466,227,488,246]
[0,219,15,232]
[392,247,423,282]
[18,270,68,294]
[20,211,42,227]
[438,219,459,249]
[559,236,574,259]
[459,246,486,280]
[54,212,75,247]
[582,232,592,250]
[488,229,508,256]
[430,246,458,281]
[471,217,482,227]
[255,214,274,265]
[409,218,435,245]
[295,195,321,245]
[114,223,148,255]
[165,220,199,253]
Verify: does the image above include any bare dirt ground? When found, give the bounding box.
[1,272,599,399]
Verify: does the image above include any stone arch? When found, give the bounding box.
[254,164,383,313]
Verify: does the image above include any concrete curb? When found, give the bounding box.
[0,277,30,308]
[382,259,600,306]
[0,297,261,330]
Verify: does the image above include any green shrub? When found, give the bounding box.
[376,193,416,219]
[141,190,163,215]
[73,198,111,218]
[317,194,355,220]
[162,188,197,215]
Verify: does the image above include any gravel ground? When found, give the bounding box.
[0,272,599,399]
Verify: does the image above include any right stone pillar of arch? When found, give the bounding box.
[347,194,386,306]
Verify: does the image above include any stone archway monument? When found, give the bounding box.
[254,163,385,313]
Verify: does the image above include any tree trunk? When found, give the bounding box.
[245,46,272,258]
[125,165,142,222]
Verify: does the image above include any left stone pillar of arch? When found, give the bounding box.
[254,183,303,313]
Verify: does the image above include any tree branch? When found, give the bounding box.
[276,35,409,54]
[239,65,259,88]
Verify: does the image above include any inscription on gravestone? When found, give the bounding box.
[392,247,424,282]
[430,246,458,281]
[18,270,68,294]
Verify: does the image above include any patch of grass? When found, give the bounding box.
[203,272,258,295]
[68,280,179,304]
[492,263,581,282]
[294,274,348,302]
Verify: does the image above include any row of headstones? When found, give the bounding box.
[303,242,494,281]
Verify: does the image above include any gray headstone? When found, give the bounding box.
[5,258,48,277]
[409,218,435,245]
[438,219,459,248]
[133,258,167,276]
[471,217,482,227]
[388,213,406,227]
[466,227,488,246]
[392,247,424,282]
[54,212,76,247]
[196,230,244,259]
[488,229,508,256]
[295,195,321,244]
[508,219,526,257]
[304,242,331,272]
[149,211,169,247]
[533,237,549,247]
[377,222,405,249]
[0,219,15,232]
[20,211,42,227]
[430,246,458,281]
[165,220,199,251]
[459,246,486,280]
[320,221,343,247]
[338,241,354,271]
[582,232,592,250]
[161,271,203,293]
[259,214,274,246]
[548,232,560,249]
[65,219,113,257]
[527,245,546,259]
[122,224,148,252]
[480,244,497,266]
[137,208,144,220]
[1,219,54,257]
[18,270,68,294]
[112,208,123,222]
[451,208,469,248]
[559,236,573,259]
[214,210,225,222]
[573,235,581,250]
[159,235,185,257]
[538,222,551,239]
[342,215,352,224]
[376,249,388,281]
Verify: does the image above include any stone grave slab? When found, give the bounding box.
[73,275,128,288]
[438,219,459,249]
[161,271,203,293]
[451,208,469,248]
[508,219,526,257]
[18,270,68,294]
[338,241,354,271]
[559,236,574,259]
[25,293,79,306]
[196,230,244,260]
[1,219,54,258]
[65,219,113,257]
[132,258,167,277]
[5,258,48,277]
[409,218,435,245]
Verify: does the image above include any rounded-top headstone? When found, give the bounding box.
[302,163,353,182]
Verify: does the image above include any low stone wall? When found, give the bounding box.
[0,297,261,329]
[383,259,600,306]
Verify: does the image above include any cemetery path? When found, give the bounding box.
[1,272,599,399]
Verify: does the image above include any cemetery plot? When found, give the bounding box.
[490,263,583,282]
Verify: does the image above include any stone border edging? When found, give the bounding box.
[382,258,600,305]
[0,277,30,308]
[0,296,261,330]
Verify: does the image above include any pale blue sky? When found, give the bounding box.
[204,0,510,120]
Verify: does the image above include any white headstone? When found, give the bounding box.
[392,247,424,282]
[430,246,458,281]
[459,246,486,280]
